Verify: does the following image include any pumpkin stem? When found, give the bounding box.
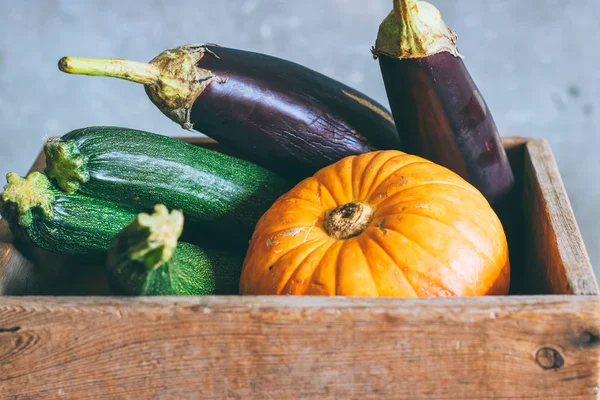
[323,202,374,240]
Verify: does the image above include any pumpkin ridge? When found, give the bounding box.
[270,239,326,295]
[357,151,397,199]
[306,241,339,295]
[369,225,466,294]
[262,235,327,270]
[283,239,336,295]
[314,157,357,206]
[391,226,481,293]
[363,231,419,297]
[330,240,347,296]
[283,196,324,215]
[374,185,472,214]
[357,235,382,296]
[241,228,328,285]
[274,238,325,295]
[366,160,434,200]
[371,180,483,207]
[363,153,416,200]
[315,178,339,208]
[256,225,323,248]
[351,152,363,201]
[385,211,500,267]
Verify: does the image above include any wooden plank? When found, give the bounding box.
[0,221,89,296]
[501,135,529,151]
[523,139,599,295]
[28,146,46,173]
[0,295,599,399]
[0,223,109,296]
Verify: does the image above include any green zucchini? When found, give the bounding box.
[107,204,242,295]
[44,126,293,246]
[0,172,140,257]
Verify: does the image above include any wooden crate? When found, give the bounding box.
[0,137,598,399]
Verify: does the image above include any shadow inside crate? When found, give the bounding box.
[0,139,533,296]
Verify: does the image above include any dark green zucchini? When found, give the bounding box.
[107,204,242,295]
[44,126,293,246]
[0,172,140,257]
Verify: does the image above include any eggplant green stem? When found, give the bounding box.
[373,0,460,59]
[0,172,55,227]
[58,57,161,85]
[110,204,184,272]
[58,44,226,130]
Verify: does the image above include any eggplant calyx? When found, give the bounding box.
[58,44,226,130]
[44,138,90,193]
[145,44,226,130]
[109,204,184,272]
[372,0,461,59]
[0,172,55,227]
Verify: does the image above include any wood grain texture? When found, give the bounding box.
[0,220,96,296]
[523,138,599,295]
[494,137,529,294]
[0,295,599,399]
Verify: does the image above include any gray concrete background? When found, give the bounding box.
[1,1,599,279]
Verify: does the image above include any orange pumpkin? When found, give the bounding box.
[240,150,510,297]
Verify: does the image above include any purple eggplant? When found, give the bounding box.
[372,0,514,206]
[58,45,401,181]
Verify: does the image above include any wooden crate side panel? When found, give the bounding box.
[0,222,87,296]
[495,137,529,294]
[0,295,599,400]
[523,139,599,295]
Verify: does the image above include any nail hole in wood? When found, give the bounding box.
[536,347,564,370]
[0,326,21,333]
[578,331,599,347]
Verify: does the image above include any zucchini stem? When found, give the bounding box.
[44,138,90,193]
[109,204,184,272]
[0,172,55,227]
[58,57,161,85]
